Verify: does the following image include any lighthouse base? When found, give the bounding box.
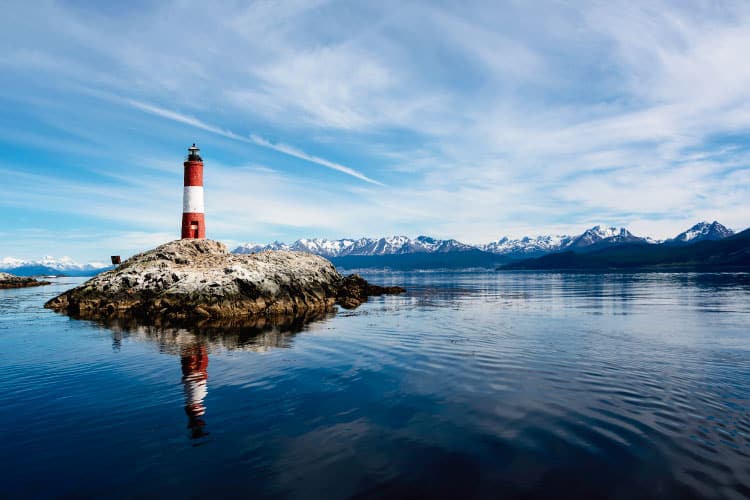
[181,213,206,239]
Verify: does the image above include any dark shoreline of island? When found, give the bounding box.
[0,273,51,289]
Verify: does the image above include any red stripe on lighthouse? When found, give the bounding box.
[181,144,206,240]
[184,162,203,186]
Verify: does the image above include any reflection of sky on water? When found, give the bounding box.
[1,273,749,498]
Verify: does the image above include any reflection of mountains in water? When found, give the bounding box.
[103,309,335,353]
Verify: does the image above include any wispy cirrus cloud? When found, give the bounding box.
[124,98,381,185]
[248,135,382,185]
[124,99,246,141]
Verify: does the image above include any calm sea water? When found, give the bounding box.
[1,272,749,499]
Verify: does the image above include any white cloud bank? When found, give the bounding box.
[0,0,749,259]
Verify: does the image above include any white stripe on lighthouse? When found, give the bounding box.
[183,186,205,213]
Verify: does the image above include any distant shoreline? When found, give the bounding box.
[0,274,51,289]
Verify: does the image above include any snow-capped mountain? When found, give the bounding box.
[666,221,734,245]
[234,236,474,258]
[233,239,358,257]
[481,235,573,256]
[233,222,737,264]
[233,241,294,254]
[0,256,112,276]
[234,226,654,259]
[482,226,649,256]
[564,226,648,251]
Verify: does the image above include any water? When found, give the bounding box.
[1,272,749,499]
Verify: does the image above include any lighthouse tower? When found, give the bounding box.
[181,144,205,239]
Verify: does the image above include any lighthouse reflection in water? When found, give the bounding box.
[114,330,213,440]
[111,330,211,439]
[102,316,315,441]
[181,344,209,439]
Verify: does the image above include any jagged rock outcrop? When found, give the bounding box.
[44,239,404,322]
[0,272,50,289]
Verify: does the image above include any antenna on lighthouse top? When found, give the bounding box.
[186,143,202,161]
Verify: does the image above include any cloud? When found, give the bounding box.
[0,0,749,258]
[124,99,382,185]
[248,135,382,185]
[125,99,246,141]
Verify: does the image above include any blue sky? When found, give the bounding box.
[2,0,749,261]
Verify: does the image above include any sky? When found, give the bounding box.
[1,0,749,262]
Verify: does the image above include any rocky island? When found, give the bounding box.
[44,239,404,323]
[0,272,51,289]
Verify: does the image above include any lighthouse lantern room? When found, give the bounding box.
[181,143,206,239]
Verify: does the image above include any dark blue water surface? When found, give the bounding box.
[2,272,749,499]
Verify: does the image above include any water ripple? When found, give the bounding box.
[1,273,749,498]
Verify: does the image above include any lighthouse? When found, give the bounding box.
[181,144,205,239]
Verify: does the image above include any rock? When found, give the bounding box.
[336,274,406,309]
[44,239,405,323]
[0,272,51,289]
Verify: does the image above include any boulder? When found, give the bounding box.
[44,239,404,322]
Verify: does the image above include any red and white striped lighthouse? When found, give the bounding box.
[181,144,206,239]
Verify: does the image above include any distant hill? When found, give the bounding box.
[330,249,507,270]
[0,265,110,277]
[502,228,750,271]
[0,265,70,277]
[0,256,112,277]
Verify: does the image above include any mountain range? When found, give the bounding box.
[234,221,737,268]
[0,256,112,277]
[234,235,474,257]
[2,221,740,275]
[503,227,750,271]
